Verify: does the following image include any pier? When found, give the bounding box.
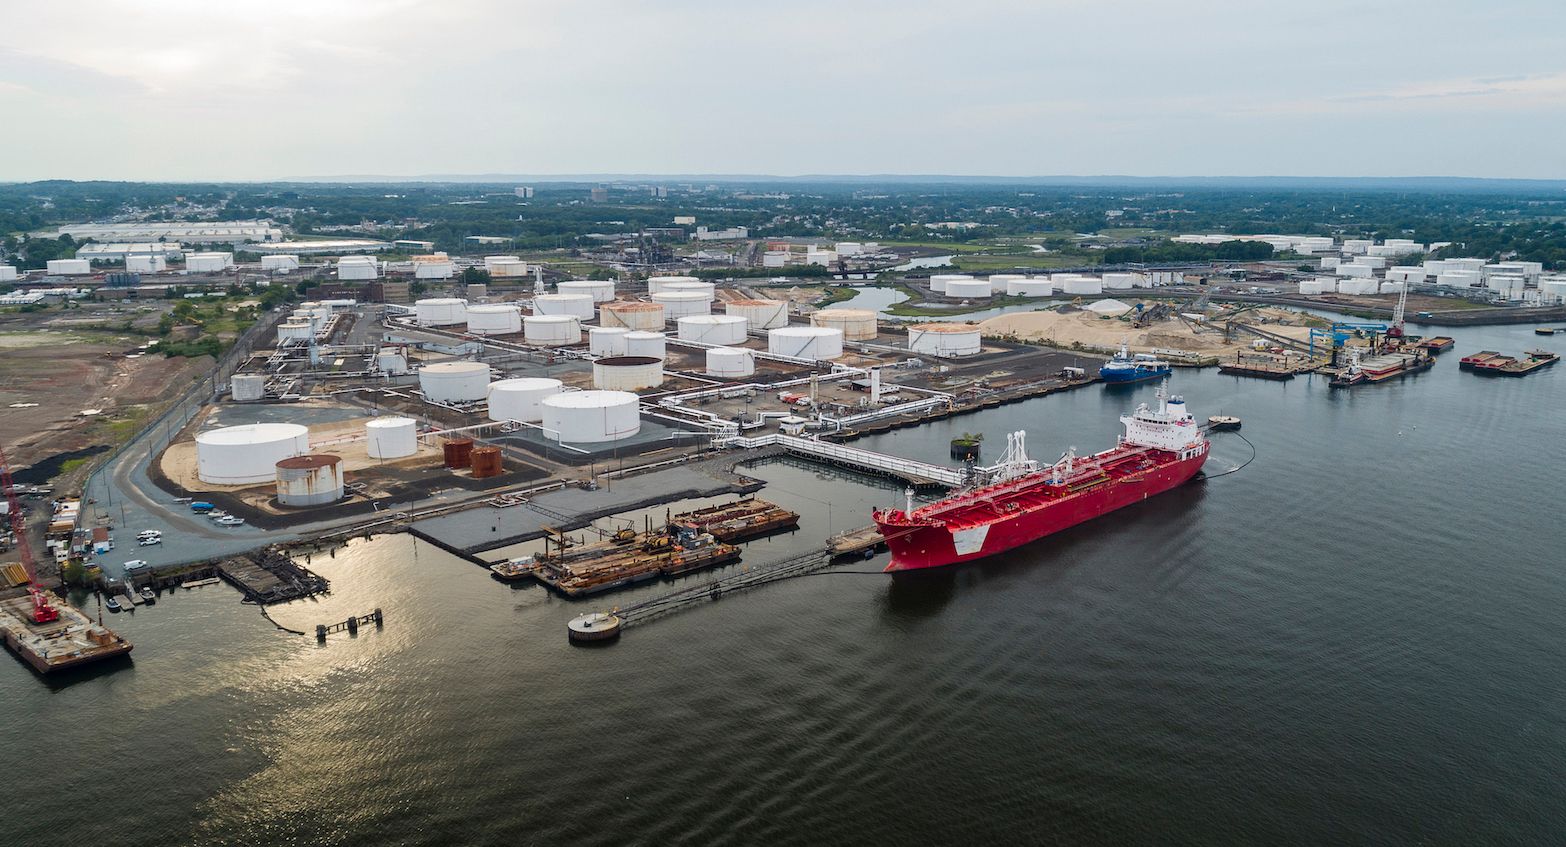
[828,525,886,558]
[216,548,330,605]
[315,609,384,641]
[721,434,964,489]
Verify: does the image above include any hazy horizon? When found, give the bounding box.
[3,0,1564,182]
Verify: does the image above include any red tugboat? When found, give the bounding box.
[872,387,1209,571]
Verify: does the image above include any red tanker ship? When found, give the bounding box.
[872,389,1209,571]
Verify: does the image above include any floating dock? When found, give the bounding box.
[0,594,132,675]
[1462,349,1559,376]
[515,526,742,598]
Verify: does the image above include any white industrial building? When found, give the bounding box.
[261,255,301,273]
[75,242,185,264]
[337,256,379,280]
[46,259,92,275]
[60,221,281,244]
[186,252,235,273]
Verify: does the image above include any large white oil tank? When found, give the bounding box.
[769,326,844,360]
[415,298,468,326]
[275,454,345,507]
[0,265,19,282]
[366,416,418,459]
[706,347,755,377]
[261,254,299,273]
[558,279,615,303]
[1102,273,1141,290]
[600,301,665,330]
[487,377,563,423]
[187,252,233,273]
[651,291,711,318]
[1008,277,1054,296]
[662,280,716,300]
[231,374,266,401]
[725,299,788,329]
[1057,275,1103,295]
[588,327,630,357]
[988,274,1027,294]
[523,314,582,346]
[195,423,310,485]
[624,331,666,359]
[126,255,167,273]
[337,256,378,280]
[532,293,595,320]
[464,304,522,335]
[47,259,92,275]
[647,275,700,295]
[678,314,749,344]
[943,279,992,299]
[592,356,664,390]
[277,322,313,343]
[418,361,490,403]
[811,309,878,340]
[929,274,973,294]
[908,323,982,357]
[376,349,408,375]
[541,390,641,443]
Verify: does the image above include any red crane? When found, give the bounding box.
[0,444,59,624]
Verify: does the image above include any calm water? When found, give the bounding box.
[4,319,1564,845]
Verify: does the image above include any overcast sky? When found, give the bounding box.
[2,0,1564,181]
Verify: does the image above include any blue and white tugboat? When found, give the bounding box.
[1099,340,1172,384]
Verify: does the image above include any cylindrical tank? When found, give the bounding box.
[624,331,666,359]
[469,446,503,479]
[677,314,749,344]
[275,454,344,507]
[277,322,313,343]
[929,274,974,294]
[908,323,982,357]
[1102,273,1141,290]
[988,274,1027,294]
[593,356,664,390]
[366,416,418,459]
[588,327,630,357]
[706,347,756,377]
[944,279,992,299]
[231,374,266,401]
[195,423,310,485]
[599,301,665,330]
[464,304,522,335]
[418,361,490,403]
[651,291,711,318]
[414,298,468,326]
[768,326,844,360]
[661,280,716,300]
[1008,277,1054,297]
[523,315,582,346]
[443,438,474,469]
[811,309,878,340]
[724,298,788,329]
[375,349,408,375]
[646,275,700,295]
[486,377,562,423]
[1057,275,1103,295]
[533,293,595,320]
[558,279,615,303]
[541,390,641,443]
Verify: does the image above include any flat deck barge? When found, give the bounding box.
[1464,349,1559,376]
[506,527,742,597]
[670,498,799,542]
[0,595,132,675]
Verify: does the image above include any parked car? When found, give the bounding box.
[138,536,162,546]
[123,560,149,572]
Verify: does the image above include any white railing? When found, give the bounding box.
[716,433,965,486]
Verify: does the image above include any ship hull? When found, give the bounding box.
[1100,366,1171,384]
[875,450,1207,571]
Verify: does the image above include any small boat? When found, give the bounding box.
[139,586,156,605]
[1099,340,1172,384]
[1207,415,1242,431]
[490,556,538,583]
[104,595,123,613]
[1537,327,1558,336]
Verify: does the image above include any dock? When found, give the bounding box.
[0,593,133,675]
[828,525,886,558]
[670,498,800,543]
[721,433,964,490]
[215,547,330,604]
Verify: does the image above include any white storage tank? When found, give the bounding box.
[415,298,468,326]
[588,327,630,357]
[275,454,345,507]
[186,252,233,273]
[593,356,664,390]
[558,279,615,303]
[908,323,982,357]
[231,374,266,401]
[811,308,878,340]
[599,301,666,330]
[533,293,595,320]
[277,322,313,343]
[0,265,18,282]
[1102,273,1141,290]
[541,390,641,443]
[1008,277,1054,297]
[366,416,419,459]
[678,314,749,344]
[647,275,700,294]
[769,326,844,360]
[196,423,310,485]
[418,361,491,403]
[261,254,300,273]
[662,280,716,300]
[1378,281,1406,294]
[376,349,408,375]
[465,304,523,335]
[1057,275,1103,295]
[337,256,378,280]
[706,347,756,377]
[943,279,992,299]
[651,291,711,318]
[487,377,563,423]
[523,315,582,346]
[725,299,788,329]
[929,274,973,294]
[624,331,666,359]
[988,274,1027,294]
[126,255,167,273]
[47,259,92,275]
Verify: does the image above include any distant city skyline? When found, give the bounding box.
[2,0,1564,181]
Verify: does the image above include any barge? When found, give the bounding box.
[1416,336,1456,353]
[0,595,132,675]
[496,525,740,597]
[669,498,800,543]
[1329,349,1434,388]
[1464,349,1559,377]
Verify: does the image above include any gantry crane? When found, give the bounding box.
[0,444,59,624]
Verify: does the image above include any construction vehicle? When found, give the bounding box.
[0,444,60,624]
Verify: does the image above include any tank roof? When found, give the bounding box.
[910,323,981,333]
[276,454,341,470]
[594,356,661,366]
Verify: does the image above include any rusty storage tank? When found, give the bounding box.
[443,438,475,469]
[470,446,503,479]
[275,454,345,507]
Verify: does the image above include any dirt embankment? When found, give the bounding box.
[978,308,1314,353]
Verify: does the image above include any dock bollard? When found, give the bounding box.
[346,616,358,635]
[316,625,327,642]
[373,608,384,626]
